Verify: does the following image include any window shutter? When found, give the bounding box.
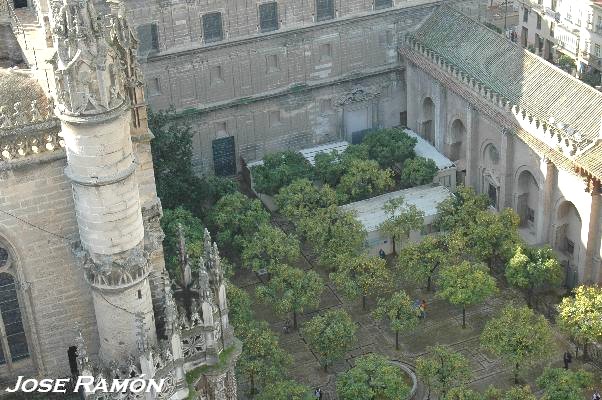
[259,2,279,32]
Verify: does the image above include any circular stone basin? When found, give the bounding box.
[389,360,418,400]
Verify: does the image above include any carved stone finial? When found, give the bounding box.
[12,102,27,126]
[0,106,11,128]
[30,100,43,123]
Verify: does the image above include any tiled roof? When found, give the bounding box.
[576,143,602,179]
[411,5,602,150]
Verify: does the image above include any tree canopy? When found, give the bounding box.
[161,207,205,281]
[336,159,394,202]
[373,290,419,349]
[361,128,417,169]
[436,186,490,232]
[379,197,424,254]
[297,205,366,269]
[336,354,411,400]
[465,209,520,268]
[207,192,270,253]
[416,345,471,399]
[536,367,593,400]
[437,261,497,328]
[256,265,323,329]
[302,309,357,371]
[330,255,392,310]
[557,285,602,358]
[481,305,555,383]
[226,281,253,330]
[252,151,314,195]
[254,380,313,400]
[400,156,438,188]
[241,224,300,272]
[275,179,338,222]
[505,245,563,306]
[397,235,453,291]
[237,320,292,395]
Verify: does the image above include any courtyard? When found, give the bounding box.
[232,211,601,400]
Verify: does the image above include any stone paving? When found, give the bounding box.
[232,216,601,399]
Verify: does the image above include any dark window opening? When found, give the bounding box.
[136,24,159,55]
[202,12,224,43]
[566,239,575,255]
[316,0,335,22]
[67,346,78,376]
[488,183,498,209]
[137,289,142,299]
[0,248,7,268]
[400,111,407,127]
[13,0,27,9]
[0,273,29,363]
[375,0,392,10]
[527,207,535,223]
[259,2,279,32]
[523,8,529,23]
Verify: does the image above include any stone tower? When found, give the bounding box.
[48,0,157,363]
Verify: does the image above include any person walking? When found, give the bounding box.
[593,390,601,400]
[563,350,572,369]
[378,248,386,259]
[420,299,427,319]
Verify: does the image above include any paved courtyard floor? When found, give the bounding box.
[232,216,601,399]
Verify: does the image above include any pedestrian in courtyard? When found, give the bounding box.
[563,350,572,369]
[378,248,386,259]
[593,390,601,400]
[283,319,291,334]
[314,387,323,399]
[420,299,427,319]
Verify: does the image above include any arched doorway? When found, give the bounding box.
[482,143,500,209]
[555,201,582,288]
[516,170,539,230]
[421,97,435,145]
[448,119,466,162]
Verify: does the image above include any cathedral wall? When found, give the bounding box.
[0,159,98,378]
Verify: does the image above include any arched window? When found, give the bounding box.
[0,245,29,367]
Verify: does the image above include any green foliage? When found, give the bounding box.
[557,285,602,355]
[226,281,253,330]
[252,151,314,195]
[361,128,417,169]
[379,197,424,254]
[275,179,338,222]
[481,305,555,383]
[149,108,204,215]
[161,207,205,282]
[297,205,366,269]
[241,224,300,272]
[581,70,601,87]
[336,354,411,400]
[302,309,357,371]
[436,186,490,232]
[437,261,497,328]
[500,386,536,400]
[337,159,395,202]
[330,255,392,309]
[237,320,292,394]
[416,345,471,399]
[198,175,239,209]
[207,192,270,253]
[254,380,313,400]
[445,387,484,400]
[314,150,347,187]
[506,245,563,305]
[256,265,323,329]
[397,235,452,291]
[400,157,438,188]
[465,209,520,268]
[373,290,419,349]
[557,55,576,72]
[536,367,593,400]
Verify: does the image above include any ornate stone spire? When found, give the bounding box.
[48,0,136,116]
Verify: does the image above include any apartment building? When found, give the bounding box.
[519,0,602,82]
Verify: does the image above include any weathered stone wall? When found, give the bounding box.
[130,1,437,173]
[0,24,23,67]
[404,54,601,284]
[0,157,99,378]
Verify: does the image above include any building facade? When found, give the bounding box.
[518,0,602,82]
